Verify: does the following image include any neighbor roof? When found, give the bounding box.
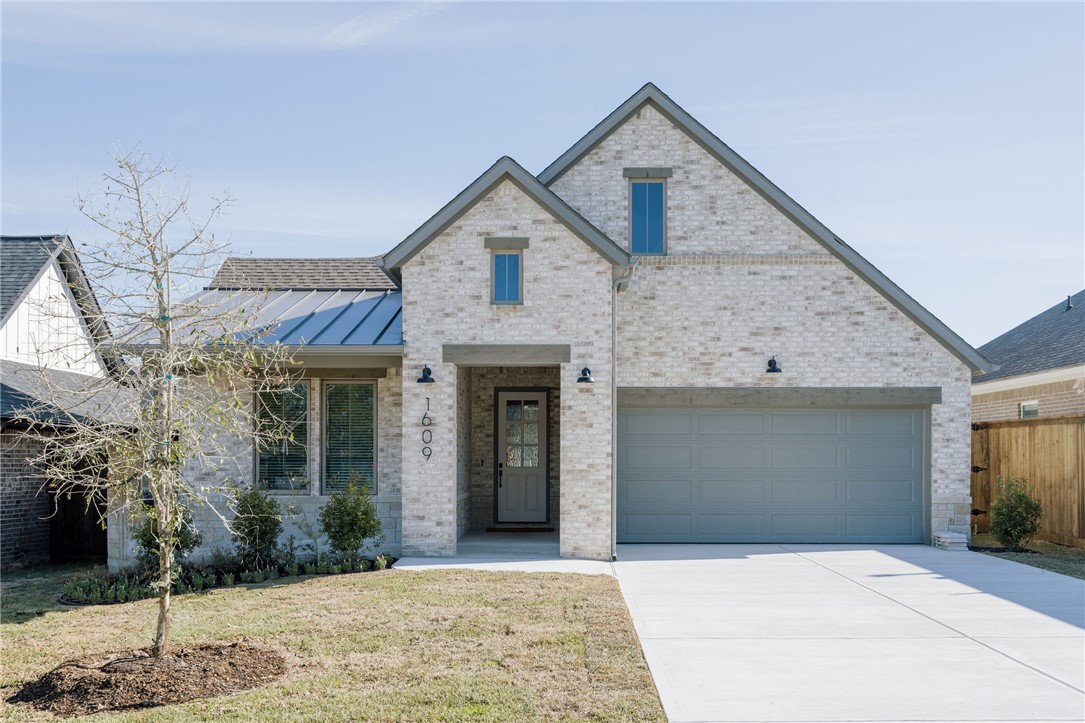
[538,83,992,373]
[209,257,398,290]
[1,235,66,322]
[974,290,1085,383]
[380,156,630,271]
[0,359,132,428]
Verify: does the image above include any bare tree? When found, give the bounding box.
[12,151,295,657]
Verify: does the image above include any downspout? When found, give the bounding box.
[611,258,638,562]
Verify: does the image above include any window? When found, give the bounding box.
[492,251,522,304]
[324,381,376,494]
[1020,401,1039,419]
[255,383,309,492]
[630,180,665,254]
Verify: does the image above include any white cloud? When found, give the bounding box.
[322,3,454,50]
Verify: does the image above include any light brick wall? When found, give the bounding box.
[468,366,561,530]
[107,368,403,571]
[973,378,1085,422]
[400,179,614,559]
[553,104,974,540]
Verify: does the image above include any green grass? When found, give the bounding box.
[971,533,1085,580]
[0,566,664,721]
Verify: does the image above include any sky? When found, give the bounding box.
[2,1,1083,347]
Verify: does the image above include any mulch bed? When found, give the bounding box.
[6,642,285,717]
[968,546,1038,554]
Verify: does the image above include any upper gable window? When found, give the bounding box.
[629,179,666,255]
[485,237,528,305]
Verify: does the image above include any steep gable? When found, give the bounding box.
[540,84,991,373]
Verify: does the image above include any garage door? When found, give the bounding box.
[617,407,926,543]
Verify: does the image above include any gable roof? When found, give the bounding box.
[380,156,630,271]
[974,290,1085,383]
[210,256,398,290]
[0,235,120,376]
[538,83,992,373]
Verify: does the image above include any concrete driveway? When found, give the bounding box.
[614,545,1085,723]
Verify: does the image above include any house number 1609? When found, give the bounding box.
[421,397,433,459]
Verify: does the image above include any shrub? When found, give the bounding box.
[319,477,385,559]
[222,572,235,586]
[991,475,1044,549]
[232,487,283,569]
[132,504,204,564]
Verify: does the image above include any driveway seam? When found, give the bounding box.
[782,547,1085,695]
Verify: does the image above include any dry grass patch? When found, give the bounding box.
[970,533,1085,580]
[1,568,663,721]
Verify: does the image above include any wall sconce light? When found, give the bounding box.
[577,367,595,383]
[417,365,435,383]
[766,357,782,373]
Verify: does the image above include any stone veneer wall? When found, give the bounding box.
[972,378,1085,422]
[1,431,51,569]
[400,179,614,559]
[107,368,403,572]
[552,103,973,539]
[468,366,561,531]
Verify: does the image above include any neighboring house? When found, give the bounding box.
[972,290,1085,421]
[111,84,993,568]
[1,235,114,569]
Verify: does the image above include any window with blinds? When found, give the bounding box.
[324,382,377,494]
[255,382,309,492]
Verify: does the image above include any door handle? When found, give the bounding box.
[498,462,503,488]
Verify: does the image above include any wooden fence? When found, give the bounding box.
[971,414,1085,548]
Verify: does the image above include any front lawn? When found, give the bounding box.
[970,533,1085,580]
[1,567,663,721]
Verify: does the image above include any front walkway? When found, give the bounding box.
[616,544,1085,723]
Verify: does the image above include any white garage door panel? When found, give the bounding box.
[617,407,927,543]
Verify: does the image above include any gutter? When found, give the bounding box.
[610,259,637,562]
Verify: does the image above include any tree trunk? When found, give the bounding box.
[152,543,174,657]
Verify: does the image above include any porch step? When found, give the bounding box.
[933,531,969,551]
[485,526,555,533]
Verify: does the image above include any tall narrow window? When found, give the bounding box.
[630,180,665,254]
[324,382,377,494]
[492,251,522,304]
[256,383,309,493]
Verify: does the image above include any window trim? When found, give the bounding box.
[490,249,524,305]
[628,178,667,255]
[1019,400,1040,420]
[322,379,379,496]
[253,380,311,495]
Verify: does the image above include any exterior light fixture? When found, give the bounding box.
[577,367,595,383]
[766,357,782,373]
[417,365,435,383]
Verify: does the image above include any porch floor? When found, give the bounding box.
[456,531,559,558]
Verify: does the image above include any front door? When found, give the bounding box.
[496,391,548,522]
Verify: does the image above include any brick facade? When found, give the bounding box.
[1,431,51,569]
[973,378,1085,422]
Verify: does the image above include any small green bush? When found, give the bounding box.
[285,563,299,577]
[319,477,385,560]
[222,572,235,586]
[991,475,1044,549]
[232,487,283,569]
[132,504,204,564]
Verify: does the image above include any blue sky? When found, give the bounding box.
[3,1,1082,346]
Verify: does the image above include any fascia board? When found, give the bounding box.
[381,157,629,271]
[972,364,1085,395]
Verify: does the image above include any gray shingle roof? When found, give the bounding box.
[0,235,64,323]
[975,290,1085,383]
[0,359,131,426]
[209,257,398,291]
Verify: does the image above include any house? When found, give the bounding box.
[111,84,993,568]
[1,235,114,569]
[971,290,1085,421]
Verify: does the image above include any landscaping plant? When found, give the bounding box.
[232,486,284,570]
[132,503,204,565]
[318,474,385,560]
[991,475,1044,550]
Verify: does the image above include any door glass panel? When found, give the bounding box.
[523,445,539,467]
[523,401,539,422]
[506,445,522,467]
[524,423,538,445]
[507,425,522,444]
[506,401,522,422]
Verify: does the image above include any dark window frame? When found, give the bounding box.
[322,379,378,495]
